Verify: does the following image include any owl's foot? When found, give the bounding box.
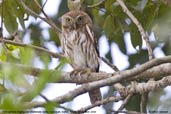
[70,68,91,75]
[70,68,92,83]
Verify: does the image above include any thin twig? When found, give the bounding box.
[40,94,50,102]
[100,57,126,99]
[101,57,119,71]
[0,38,64,59]
[20,0,61,34]
[116,0,153,60]
[33,0,61,34]
[74,96,123,113]
[111,110,146,114]
[39,94,74,113]
[114,93,134,114]
[42,0,48,8]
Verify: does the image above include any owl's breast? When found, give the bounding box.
[64,31,87,68]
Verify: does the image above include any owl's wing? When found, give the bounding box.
[85,24,100,57]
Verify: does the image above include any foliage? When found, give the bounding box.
[0,0,171,113]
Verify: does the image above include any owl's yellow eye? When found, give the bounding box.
[77,16,83,21]
[66,17,71,22]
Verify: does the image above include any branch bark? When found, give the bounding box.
[1,56,171,109]
[24,75,171,109]
[0,56,171,84]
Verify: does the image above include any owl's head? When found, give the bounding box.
[61,10,92,30]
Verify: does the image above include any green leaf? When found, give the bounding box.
[49,28,60,46]
[20,48,35,65]
[0,93,23,110]
[126,94,141,111]
[128,49,148,67]
[103,15,115,40]
[29,23,42,46]
[3,0,18,33]
[130,24,142,49]
[114,32,127,54]
[0,84,6,93]
[0,54,7,61]
[105,0,114,11]
[134,0,148,11]
[0,49,7,61]
[140,3,157,30]
[7,0,25,29]
[24,0,41,15]
[39,53,51,68]
[152,4,171,42]
[14,0,26,29]
[45,102,56,113]
[148,89,166,112]
[21,69,51,102]
[162,41,171,55]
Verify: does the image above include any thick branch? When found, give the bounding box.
[19,55,171,107]
[0,56,171,108]
[0,57,171,84]
[125,76,171,94]
[24,75,171,109]
[1,56,171,108]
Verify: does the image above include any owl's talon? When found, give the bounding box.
[70,68,91,77]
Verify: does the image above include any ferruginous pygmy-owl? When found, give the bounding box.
[60,10,102,104]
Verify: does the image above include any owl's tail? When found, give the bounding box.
[88,88,102,104]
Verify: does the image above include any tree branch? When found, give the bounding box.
[0,56,170,109]
[0,38,64,59]
[19,0,61,34]
[19,56,171,108]
[0,56,171,84]
[124,76,171,95]
[77,96,123,113]
[116,0,153,60]
[114,94,134,114]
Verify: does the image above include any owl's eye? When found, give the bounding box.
[77,16,83,21]
[65,17,71,22]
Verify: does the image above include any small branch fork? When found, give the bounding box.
[116,0,154,112]
[19,0,61,34]
[24,73,171,111]
[0,56,171,111]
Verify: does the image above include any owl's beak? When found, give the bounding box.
[73,23,77,29]
[72,22,77,29]
[72,21,77,29]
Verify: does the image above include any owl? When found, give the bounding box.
[60,10,102,104]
